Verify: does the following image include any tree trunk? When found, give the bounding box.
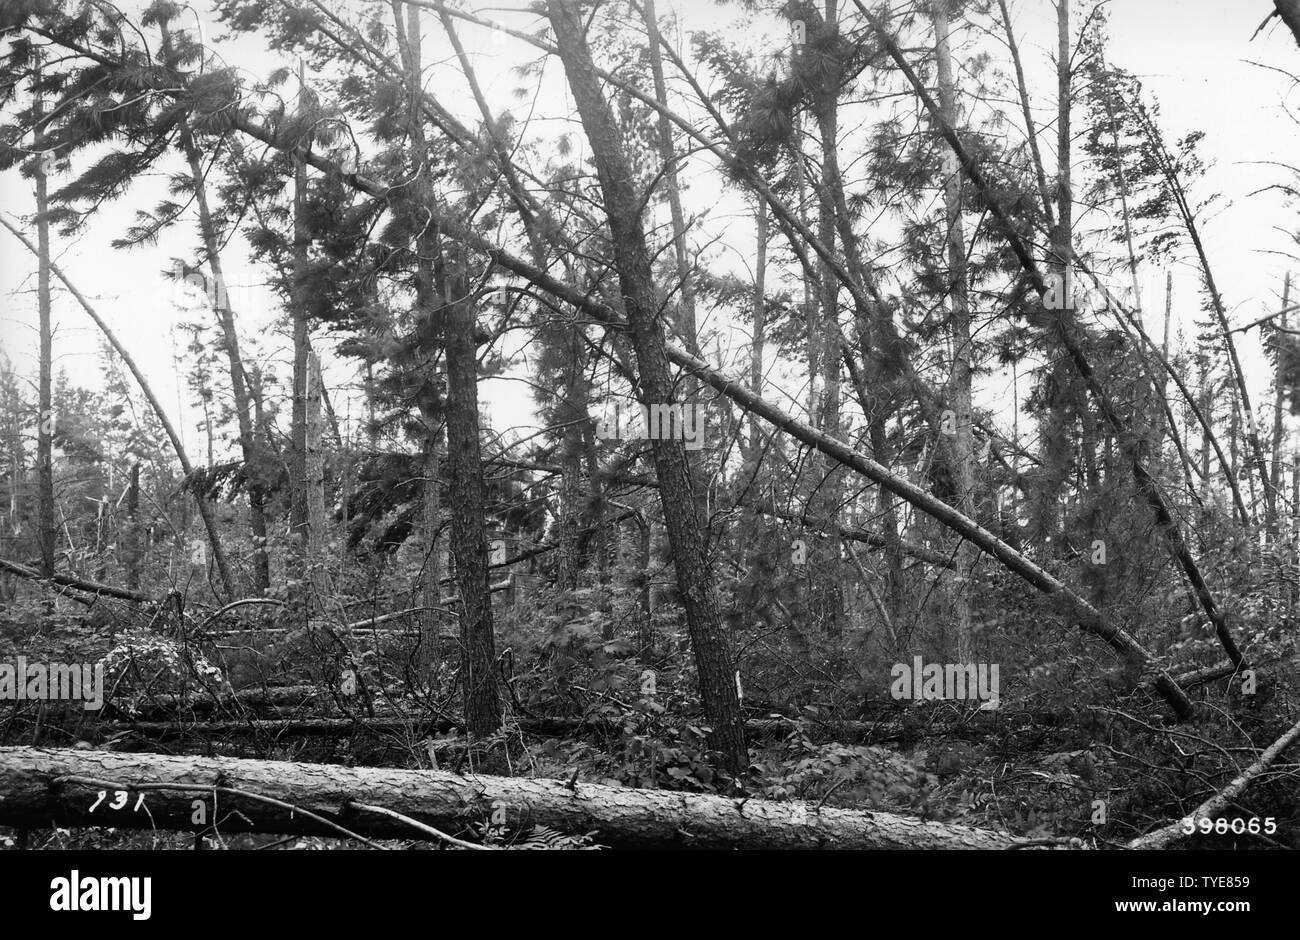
[289,69,315,625]
[306,352,328,595]
[641,0,697,354]
[1268,275,1290,538]
[549,2,749,771]
[749,200,768,458]
[394,2,500,736]
[1292,454,1299,615]
[124,462,140,591]
[394,1,448,657]
[933,0,976,662]
[813,0,845,639]
[794,114,819,423]
[442,263,501,737]
[180,127,270,595]
[0,746,1022,849]
[33,77,55,586]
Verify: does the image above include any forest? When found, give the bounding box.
[0,0,1298,855]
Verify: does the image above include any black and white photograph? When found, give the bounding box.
[0,0,1295,918]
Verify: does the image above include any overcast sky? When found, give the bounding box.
[2,0,1299,464]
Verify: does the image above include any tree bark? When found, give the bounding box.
[749,200,768,459]
[124,462,140,591]
[813,0,845,639]
[548,1,749,771]
[933,0,976,661]
[394,1,448,659]
[289,64,316,625]
[402,2,506,740]
[641,0,697,354]
[0,745,1022,849]
[33,75,55,586]
[1268,275,1290,538]
[442,261,501,737]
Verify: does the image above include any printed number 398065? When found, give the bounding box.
[1179,816,1276,835]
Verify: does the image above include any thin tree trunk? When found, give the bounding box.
[177,135,270,592]
[187,139,269,593]
[1292,454,1299,615]
[1268,275,1291,538]
[442,259,502,738]
[306,352,328,597]
[749,200,768,458]
[794,115,819,423]
[996,0,1055,230]
[33,77,55,585]
[933,0,976,661]
[813,0,844,638]
[394,1,446,646]
[396,1,499,735]
[124,462,141,591]
[641,0,697,354]
[1130,101,1273,525]
[289,62,315,624]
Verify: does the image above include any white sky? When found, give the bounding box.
[2,0,1299,465]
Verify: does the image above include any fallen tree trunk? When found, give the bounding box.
[100,718,454,738]
[1128,712,1300,849]
[0,556,153,604]
[108,685,414,719]
[66,710,1018,744]
[0,746,1024,848]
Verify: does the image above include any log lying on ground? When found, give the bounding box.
[110,685,414,719]
[1128,712,1300,849]
[98,718,457,738]
[1172,662,1241,687]
[0,746,1024,848]
[0,556,152,604]
[67,710,1025,744]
